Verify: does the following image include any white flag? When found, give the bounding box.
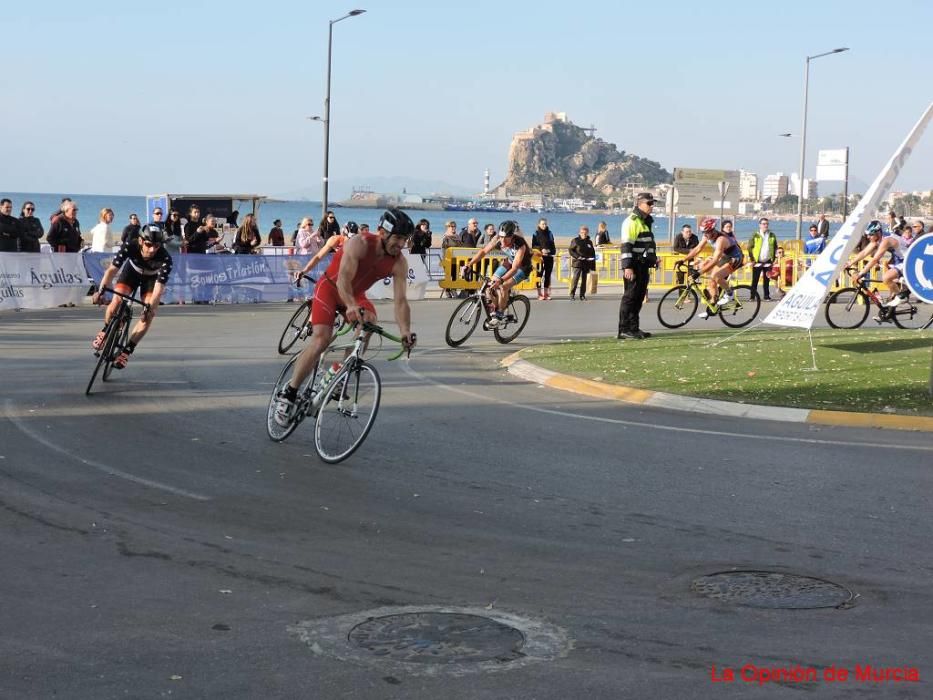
[763,102,933,329]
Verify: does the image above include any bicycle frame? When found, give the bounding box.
[676,264,742,312]
[297,321,409,420]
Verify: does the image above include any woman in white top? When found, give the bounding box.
[89,208,116,252]
[295,217,324,256]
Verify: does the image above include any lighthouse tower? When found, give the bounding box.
[483,169,490,196]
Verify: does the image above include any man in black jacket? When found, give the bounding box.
[18,202,44,252]
[672,224,698,284]
[532,218,557,300]
[121,213,142,244]
[46,201,82,252]
[0,199,21,252]
[183,206,206,253]
[568,225,596,301]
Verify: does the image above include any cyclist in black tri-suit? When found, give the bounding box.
[90,225,173,369]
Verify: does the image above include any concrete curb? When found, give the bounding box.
[501,351,933,433]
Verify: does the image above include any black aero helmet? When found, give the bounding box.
[498,220,518,238]
[865,220,883,236]
[345,221,359,235]
[139,225,165,244]
[378,208,414,239]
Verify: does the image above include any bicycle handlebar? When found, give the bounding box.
[295,273,317,288]
[100,287,151,312]
[356,321,416,361]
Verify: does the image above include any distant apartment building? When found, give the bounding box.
[739,170,758,200]
[762,173,789,200]
[802,178,818,199]
[789,173,818,199]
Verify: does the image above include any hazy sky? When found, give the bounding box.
[2,0,930,198]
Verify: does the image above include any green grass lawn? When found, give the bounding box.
[522,329,933,416]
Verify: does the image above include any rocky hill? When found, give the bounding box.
[498,112,671,199]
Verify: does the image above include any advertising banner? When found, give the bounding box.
[0,252,89,310]
[82,251,430,304]
[764,103,932,329]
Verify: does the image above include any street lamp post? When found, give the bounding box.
[321,9,366,220]
[795,47,849,241]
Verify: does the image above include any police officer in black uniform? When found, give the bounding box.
[618,192,658,339]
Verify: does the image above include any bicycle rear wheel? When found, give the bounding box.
[494,294,531,344]
[657,286,698,328]
[103,310,131,381]
[314,360,381,464]
[719,285,760,328]
[892,296,930,330]
[266,353,323,442]
[278,301,312,354]
[824,288,869,329]
[445,296,482,347]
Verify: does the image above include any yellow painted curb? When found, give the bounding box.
[505,348,933,433]
[546,374,654,404]
[807,410,933,432]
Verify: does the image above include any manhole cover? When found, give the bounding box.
[289,605,570,676]
[691,571,853,609]
[349,612,525,664]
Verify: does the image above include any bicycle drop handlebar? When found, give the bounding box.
[99,287,151,313]
[353,321,416,361]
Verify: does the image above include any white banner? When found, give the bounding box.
[366,251,430,300]
[764,102,933,329]
[0,252,89,311]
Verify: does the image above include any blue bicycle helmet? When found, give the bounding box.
[865,220,883,236]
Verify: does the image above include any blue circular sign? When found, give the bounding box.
[903,235,933,304]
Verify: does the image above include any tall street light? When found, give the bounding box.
[795,47,849,240]
[321,9,366,219]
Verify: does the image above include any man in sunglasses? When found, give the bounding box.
[273,208,417,427]
[90,226,173,369]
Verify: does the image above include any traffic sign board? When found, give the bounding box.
[670,168,740,216]
[903,236,933,304]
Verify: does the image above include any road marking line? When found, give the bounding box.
[402,351,933,453]
[3,400,211,501]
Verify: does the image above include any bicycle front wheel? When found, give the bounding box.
[86,312,122,395]
[657,286,699,328]
[494,294,531,344]
[277,301,312,354]
[103,312,131,382]
[892,296,931,330]
[314,361,381,464]
[719,285,760,328]
[445,296,482,347]
[824,288,869,329]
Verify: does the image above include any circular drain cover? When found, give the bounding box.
[692,571,853,609]
[349,612,525,664]
[289,605,569,676]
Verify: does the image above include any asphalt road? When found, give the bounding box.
[1,297,931,699]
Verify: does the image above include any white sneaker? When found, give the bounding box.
[716,292,733,307]
[273,392,296,427]
[884,292,909,308]
[487,313,503,328]
[698,311,710,320]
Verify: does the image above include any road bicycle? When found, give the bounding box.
[657,262,761,329]
[444,276,531,347]
[86,288,148,396]
[267,320,413,464]
[277,274,347,354]
[824,267,930,330]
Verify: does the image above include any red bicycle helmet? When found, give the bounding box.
[699,217,717,233]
